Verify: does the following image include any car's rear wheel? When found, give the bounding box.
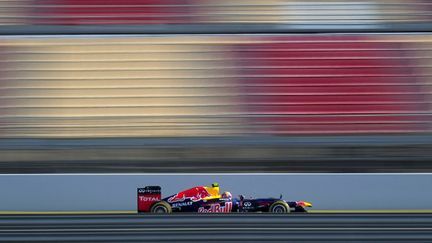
[269,201,290,213]
[150,201,172,213]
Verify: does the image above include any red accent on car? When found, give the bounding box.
[137,187,161,212]
[168,186,211,203]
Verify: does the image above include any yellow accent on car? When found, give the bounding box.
[304,202,313,207]
[204,183,221,199]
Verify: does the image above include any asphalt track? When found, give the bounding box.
[1,213,432,242]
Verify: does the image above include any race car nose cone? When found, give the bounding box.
[304,202,313,207]
[299,201,312,207]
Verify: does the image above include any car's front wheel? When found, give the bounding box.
[150,201,172,213]
[269,200,290,213]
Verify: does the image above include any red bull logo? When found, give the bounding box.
[168,186,211,203]
[167,194,186,203]
[198,202,232,213]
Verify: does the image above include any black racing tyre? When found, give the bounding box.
[150,201,172,213]
[269,200,290,213]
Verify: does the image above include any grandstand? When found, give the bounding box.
[0,1,430,172]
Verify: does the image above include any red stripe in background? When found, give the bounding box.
[236,36,430,135]
[0,45,10,119]
[33,0,192,25]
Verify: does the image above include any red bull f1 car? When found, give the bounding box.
[137,183,312,213]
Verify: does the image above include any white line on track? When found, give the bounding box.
[2,228,432,232]
[2,173,432,176]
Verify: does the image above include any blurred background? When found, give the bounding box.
[0,0,431,173]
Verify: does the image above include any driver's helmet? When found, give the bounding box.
[221,191,232,199]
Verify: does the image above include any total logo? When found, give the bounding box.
[198,202,232,213]
[139,196,160,202]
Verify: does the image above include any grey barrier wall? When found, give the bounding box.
[1,136,432,173]
[0,173,431,211]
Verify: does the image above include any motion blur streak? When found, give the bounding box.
[0,214,431,242]
[0,34,430,172]
[1,0,432,25]
[0,36,244,137]
[0,34,431,138]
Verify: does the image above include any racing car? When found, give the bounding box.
[137,183,312,213]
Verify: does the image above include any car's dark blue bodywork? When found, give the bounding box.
[237,197,309,213]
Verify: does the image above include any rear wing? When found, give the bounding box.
[137,186,161,212]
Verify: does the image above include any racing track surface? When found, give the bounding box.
[1,214,432,242]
